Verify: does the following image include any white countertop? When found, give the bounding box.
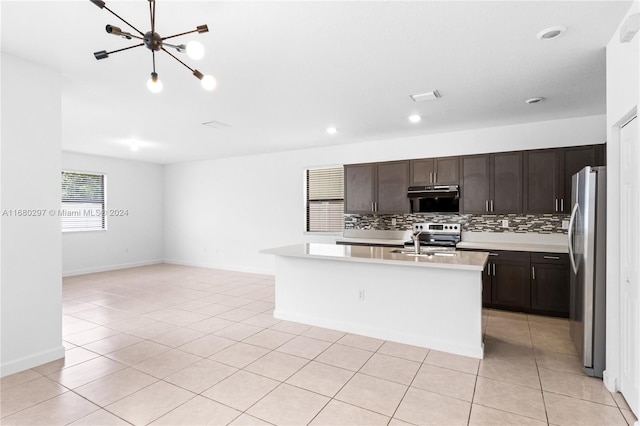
[458,231,569,253]
[335,237,407,246]
[261,243,489,271]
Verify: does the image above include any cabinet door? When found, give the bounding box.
[377,161,410,214]
[344,164,375,214]
[560,146,599,213]
[409,159,435,185]
[434,157,460,185]
[491,152,523,213]
[531,262,570,315]
[523,149,561,214]
[482,263,492,306]
[461,155,491,213]
[491,262,531,309]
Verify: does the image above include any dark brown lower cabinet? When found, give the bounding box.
[461,249,569,317]
[530,253,570,316]
[482,264,492,305]
[486,251,531,310]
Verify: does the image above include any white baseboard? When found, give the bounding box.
[274,310,484,359]
[163,258,274,276]
[62,259,164,277]
[1,345,65,378]
[603,370,619,392]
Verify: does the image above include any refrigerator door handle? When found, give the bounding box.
[567,202,579,274]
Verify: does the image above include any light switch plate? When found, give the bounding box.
[562,220,569,229]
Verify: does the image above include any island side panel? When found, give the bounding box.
[273,256,484,359]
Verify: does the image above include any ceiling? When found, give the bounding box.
[0,1,633,164]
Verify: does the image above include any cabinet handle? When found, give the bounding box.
[543,255,560,260]
[434,172,437,183]
[490,200,494,212]
[492,263,496,276]
[371,202,375,212]
[489,253,498,256]
[485,200,489,212]
[429,172,433,183]
[555,199,559,212]
[532,266,535,280]
[561,199,564,211]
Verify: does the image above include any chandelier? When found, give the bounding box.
[89,0,216,93]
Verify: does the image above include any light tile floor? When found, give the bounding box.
[1,264,638,425]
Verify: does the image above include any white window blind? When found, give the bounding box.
[61,171,106,232]
[306,167,344,232]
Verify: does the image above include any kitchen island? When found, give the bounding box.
[261,243,489,358]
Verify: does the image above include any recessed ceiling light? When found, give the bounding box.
[537,26,566,41]
[410,90,441,102]
[326,127,337,135]
[525,97,545,104]
[408,115,422,123]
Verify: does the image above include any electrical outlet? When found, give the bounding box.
[562,220,569,229]
[501,219,509,228]
[391,218,397,226]
[357,289,365,301]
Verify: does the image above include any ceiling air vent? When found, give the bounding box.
[202,120,231,129]
[410,90,441,102]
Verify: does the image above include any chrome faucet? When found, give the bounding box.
[411,228,422,254]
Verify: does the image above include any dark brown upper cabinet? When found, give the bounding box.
[524,144,605,214]
[410,157,460,186]
[461,152,522,214]
[561,145,605,213]
[344,163,376,214]
[344,161,410,215]
[523,148,562,214]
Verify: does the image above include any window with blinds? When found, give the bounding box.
[306,167,344,232]
[61,171,106,232]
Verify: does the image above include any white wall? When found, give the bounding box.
[1,54,64,376]
[164,114,606,275]
[62,152,164,276]
[604,0,640,408]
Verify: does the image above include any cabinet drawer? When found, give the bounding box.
[485,250,529,263]
[531,252,569,264]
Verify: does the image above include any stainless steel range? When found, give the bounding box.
[404,222,461,250]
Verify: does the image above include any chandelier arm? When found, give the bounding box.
[161,47,196,73]
[162,28,208,41]
[106,43,145,55]
[162,41,184,50]
[120,32,145,41]
[103,5,145,36]
[161,29,200,41]
[150,0,156,35]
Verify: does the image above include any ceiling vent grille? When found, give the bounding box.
[202,120,231,129]
[410,90,441,102]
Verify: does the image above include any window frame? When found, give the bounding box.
[304,165,344,235]
[61,170,108,233]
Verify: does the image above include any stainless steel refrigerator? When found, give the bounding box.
[568,166,606,377]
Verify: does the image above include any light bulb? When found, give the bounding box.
[186,41,205,60]
[201,75,217,91]
[147,73,163,93]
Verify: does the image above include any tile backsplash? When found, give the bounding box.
[345,213,570,234]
